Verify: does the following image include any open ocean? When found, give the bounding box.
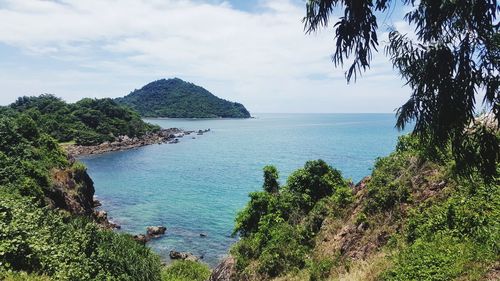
[80,113,406,266]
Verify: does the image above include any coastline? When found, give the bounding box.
[63,128,203,157]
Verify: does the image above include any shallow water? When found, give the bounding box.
[81,113,405,266]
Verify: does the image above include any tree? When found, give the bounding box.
[263,165,280,193]
[303,0,499,180]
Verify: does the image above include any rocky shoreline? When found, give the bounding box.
[64,128,210,157]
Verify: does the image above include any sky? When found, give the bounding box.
[0,0,413,113]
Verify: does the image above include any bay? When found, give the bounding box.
[81,113,404,266]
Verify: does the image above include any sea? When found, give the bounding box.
[80,113,406,266]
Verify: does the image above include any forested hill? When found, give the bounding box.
[4,94,159,146]
[115,78,251,118]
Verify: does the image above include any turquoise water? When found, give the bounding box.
[81,113,404,266]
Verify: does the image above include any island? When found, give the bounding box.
[115,78,251,118]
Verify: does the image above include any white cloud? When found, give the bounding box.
[0,0,410,112]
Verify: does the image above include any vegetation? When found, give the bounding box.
[0,113,69,201]
[115,78,251,118]
[161,260,211,281]
[231,134,499,280]
[232,160,353,279]
[0,112,166,280]
[0,191,162,280]
[303,0,499,181]
[5,94,159,146]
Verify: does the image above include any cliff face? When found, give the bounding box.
[209,256,237,281]
[45,162,95,216]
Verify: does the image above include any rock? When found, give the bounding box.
[92,210,120,229]
[169,251,199,261]
[185,255,199,262]
[47,167,95,216]
[94,210,108,223]
[354,176,371,194]
[357,222,368,231]
[64,128,196,157]
[208,256,236,281]
[93,198,102,207]
[133,234,150,244]
[147,226,167,237]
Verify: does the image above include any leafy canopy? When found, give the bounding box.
[303,0,499,180]
[8,94,159,146]
[116,78,251,118]
[232,160,353,278]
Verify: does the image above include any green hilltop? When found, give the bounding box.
[5,94,159,146]
[115,78,251,118]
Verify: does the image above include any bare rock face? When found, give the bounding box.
[46,159,120,229]
[46,166,95,216]
[353,176,371,194]
[208,256,237,281]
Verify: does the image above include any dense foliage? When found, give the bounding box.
[0,191,162,280]
[115,78,251,118]
[0,112,166,280]
[161,260,211,281]
[0,114,68,201]
[303,0,499,181]
[6,94,159,146]
[381,136,499,281]
[231,134,499,280]
[232,160,353,279]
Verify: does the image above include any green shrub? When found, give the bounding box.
[309,258,335,281]
[234,191,275,237]
[303,198,330,236]
[257,223,308,277]
[1,271,51,281]
[161,261,211,281]
[72,161,87,174]
[383,235,483,281]
[0,191,162,281]
[233,161,353,278]
[263,165,280,193]
[364,155,411,213]
[287,160,346,209]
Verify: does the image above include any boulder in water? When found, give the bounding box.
[147,226,167,237]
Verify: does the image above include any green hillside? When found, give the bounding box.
[5,95,159,146]
[0,101,210,281]
[115,78,251,118]
[228,134,499,281]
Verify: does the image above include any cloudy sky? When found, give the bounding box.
[0,0,412,113]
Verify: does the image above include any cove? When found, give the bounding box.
[80,113,405,266]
